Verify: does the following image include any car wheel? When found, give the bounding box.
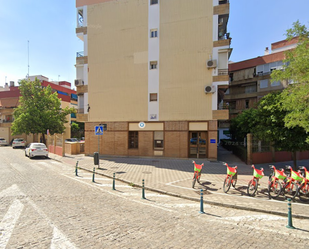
[25,151,27,157]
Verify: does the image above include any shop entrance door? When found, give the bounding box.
[189,132,207,158]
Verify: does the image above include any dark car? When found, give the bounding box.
[65,138,79,142]
[190,138,206,145]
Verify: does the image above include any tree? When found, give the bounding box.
[252,92,309,169]
[229,108,258,141]
[271,21,309,138]
[71,121,84,138]
[11,78,76,144]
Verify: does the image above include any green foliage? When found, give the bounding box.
[252,91,309,153]
[71,121,84,138]
[229,108,258,141]
[12,78,76,141]
[271,21,309,134]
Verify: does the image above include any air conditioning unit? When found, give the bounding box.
[205,85,216,94]
[207,59,217,68]
[75,79,84,86]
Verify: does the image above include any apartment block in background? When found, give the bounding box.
[0,76,77,143]
[75,0,231,159]
[222,38,299,138]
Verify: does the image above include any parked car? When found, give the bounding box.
[12,138,27,148]
[25,143,48,159]
[65,138,79,142]
[0,137,8,146]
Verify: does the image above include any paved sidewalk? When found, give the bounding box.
[49,146,309,219]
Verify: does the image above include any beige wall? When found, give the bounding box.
[87,0,148,122]
[159,0,214,121]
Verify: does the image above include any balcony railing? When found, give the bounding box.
[218,69,228,75]
[76,51,84,57]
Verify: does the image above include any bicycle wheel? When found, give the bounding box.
[299,182,309,202]
[284,181,298,200]
[192,174,197,189]
[268,179,282,199]
[197,172,201,184]
[231,173,237,188]
[223,176,232,193]
[247,179,258,197]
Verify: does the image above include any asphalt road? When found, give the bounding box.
[0,147,309,248]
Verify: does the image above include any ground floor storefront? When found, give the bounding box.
[84,121,218,160]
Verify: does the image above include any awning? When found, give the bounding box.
[0,98,19,107]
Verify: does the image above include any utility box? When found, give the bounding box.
[94,152,99,165]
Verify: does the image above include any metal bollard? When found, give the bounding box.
[142,179,146,199]
[92,167,95,183]
[286,198,295,229]
[75,161,79,176]
[199,189,205,214]
[112,173,116,190]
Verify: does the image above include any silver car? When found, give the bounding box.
[25,143,49,159]
[12,138,27,148]
[0,137,8,146]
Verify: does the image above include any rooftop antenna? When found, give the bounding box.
[27,40,30,79]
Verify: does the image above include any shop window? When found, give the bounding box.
[154,131,163,149]
[129,131,138,149]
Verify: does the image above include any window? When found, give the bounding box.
[260,79,268,89]
[245,100,249,109]
[154,131,163,149]
[245,85,256,93]
[150,29,158,38]
[150,0,158,5]
[271,80,281,87]
[150,93,157,102]
[129,131,138,149]
[150,61,157,70]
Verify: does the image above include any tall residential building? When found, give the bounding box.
[224,38,299,137]
[75,0,231,159]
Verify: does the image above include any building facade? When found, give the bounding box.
[75,0,231,159]
[224,38,299,134]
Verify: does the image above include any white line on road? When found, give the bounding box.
[50,227,76,249]
[0,199,24,249]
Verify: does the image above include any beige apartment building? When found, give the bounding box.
[75,0,231,159]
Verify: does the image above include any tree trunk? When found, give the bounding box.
[42,133,46,145]
[292,151,297,171]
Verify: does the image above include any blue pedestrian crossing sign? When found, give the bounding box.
[95,125,104,135]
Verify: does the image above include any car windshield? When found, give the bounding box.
[33,145,47,149]
[0,138,5,141]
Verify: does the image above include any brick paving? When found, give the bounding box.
[50,146,309,219]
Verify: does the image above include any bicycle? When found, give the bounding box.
[280,165,301,200]
[223,163,238,193]
[297,166,309,202]
[247,165,264,197]
[268,165,286,199]
[192,161,204,188]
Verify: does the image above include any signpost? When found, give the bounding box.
[95,125,104,167]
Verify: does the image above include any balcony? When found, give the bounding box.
[76,51,88,65]
[76,108,88,122]
[214,2,229,15]
[212,110,229,120]
[76,85,88,95]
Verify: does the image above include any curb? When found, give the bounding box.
[75,165,309,220]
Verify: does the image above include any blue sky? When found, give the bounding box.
[1,0,308,88]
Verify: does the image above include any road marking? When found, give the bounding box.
[0,199,24,248]
[50,227,76,249]
[0,185,77,249]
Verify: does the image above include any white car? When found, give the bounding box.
[0,137,8,146]
[25,143,49,159]
[12,138,27,149]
